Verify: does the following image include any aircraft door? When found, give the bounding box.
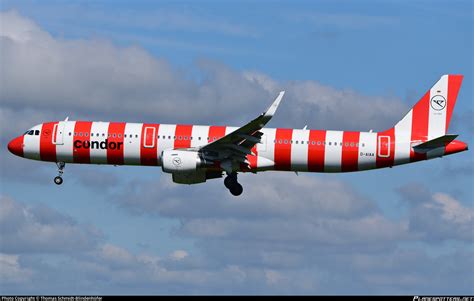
[52,122,65,145]
[143,127,156,148]
[377,135,390,158]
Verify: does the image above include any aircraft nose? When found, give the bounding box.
[7,136,24,157]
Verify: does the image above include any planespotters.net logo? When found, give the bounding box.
[414,297,474,301]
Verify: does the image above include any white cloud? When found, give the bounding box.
[429,193,473,224]
[0,195,103,254]
[398,185,474,242]
[170,250,189,261]
[0,253,33,284]
[0,10,406,146]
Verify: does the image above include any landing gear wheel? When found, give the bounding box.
[229,183,243,196]
[54,162,65,186]
[224,175,235,189]
[54,176,63,185]
[224,172,243,196]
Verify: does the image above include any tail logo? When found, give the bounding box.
[430,95,446,111]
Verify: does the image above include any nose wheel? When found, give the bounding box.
[54,176,63,185]
[224,172,243,196]
[54,162,65,185]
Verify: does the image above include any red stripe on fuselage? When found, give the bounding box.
[341,131,360,172]
[308,130,326,172]
[208,125,227,142]
[73,121,93,164]
[107,122,126,165]
[174,125,193,149]
[140,123,160,166]
[274,128,293,170]
[40,122,58,162]
[376,128,395,168]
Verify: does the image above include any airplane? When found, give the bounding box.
[7,74,468,196]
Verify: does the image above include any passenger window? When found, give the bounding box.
[135,135,138,138]
[113,134,116,138]
[69,132,72,136]
[79,132,83,137]
[295,141,299,144]
[362,143,365,147]
[329,142,332,146]
[85,133,88,137]
[199,137,201,141]
[118,134,122,138]
[317,141,321,145]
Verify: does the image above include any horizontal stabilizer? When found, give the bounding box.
[413,134,458,153]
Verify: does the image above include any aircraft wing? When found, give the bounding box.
[199,91,285,173]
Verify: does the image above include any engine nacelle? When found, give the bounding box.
[161,150,221,184]
[162,149,202,173]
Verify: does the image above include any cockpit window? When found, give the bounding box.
[23,130,39,136]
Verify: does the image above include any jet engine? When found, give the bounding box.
[161,149,218,184]
[161,149,204,173]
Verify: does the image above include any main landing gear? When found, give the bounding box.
[54,162,65,185]
[224,172,243,196]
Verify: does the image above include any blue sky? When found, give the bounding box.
[0,0,473,294]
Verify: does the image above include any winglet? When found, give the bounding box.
[263,91,285,118]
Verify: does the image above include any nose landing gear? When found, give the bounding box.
[224,172,243,196]
[54,162,65,185]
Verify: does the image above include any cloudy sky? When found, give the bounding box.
[0,0,473,295]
